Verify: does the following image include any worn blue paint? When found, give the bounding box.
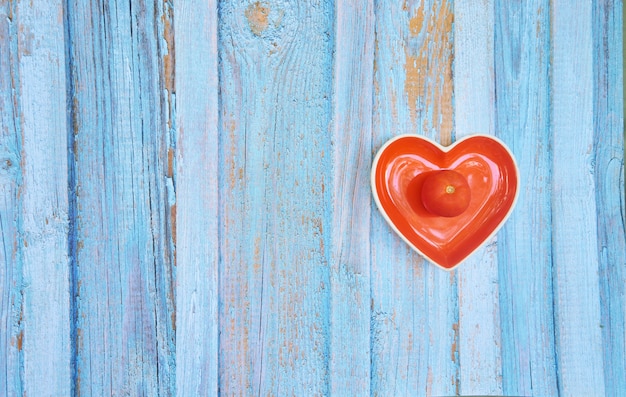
[552,0,605,394]
[218,1,334,395]
[0,0,623,396]
[1,1,72,396]
[494,1,559,395]
[65,0,175,394]
[1,1,24,395]
[174,0,219,396]
[17,1,72,395]
[595,1,626,395]
[330,0,374,394]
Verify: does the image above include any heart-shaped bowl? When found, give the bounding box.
[371,134,519,270]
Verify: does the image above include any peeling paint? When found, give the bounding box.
[170,203,176,250]
[246,2,270,36]
[403,1,453,145]
[17,24,34,56]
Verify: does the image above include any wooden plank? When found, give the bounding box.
[551,0,606,394]
[218,1,334,394]
[0,1,24,395]
[14,1,72,395]
[593,0,626,395]
[454,2,502,394]
[494,1,559,395]
[329,0,374,394]
[1,2,72,395]
[370,1,458,395]
[66,0,175,394]
[174,0,219,395]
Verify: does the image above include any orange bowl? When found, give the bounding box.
[371,134,519,270]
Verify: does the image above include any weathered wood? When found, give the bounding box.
[16,1,72,395]
[494,1,559,395]
[0,1,624,395]
[552,0,605,394]
[370,1,458,395]
[0,1,24,395]
[174,0,219,395]
[594,1,626,395]
[1,1,72,395]
[66,0,175,394]
[218,1,334,394]
[329,0,374,394]
[454,3,503,394]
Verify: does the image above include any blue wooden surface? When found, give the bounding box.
[1,1,72,395]
[0,1,624,396]
[65,0,176,394]
[595,1,626,394]
[331,0,373,393]
[218,1,334,394]
[494,1,558,395]
[552,1,605,393]
[175,0,219,395]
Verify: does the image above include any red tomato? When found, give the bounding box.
[421,170,471,217]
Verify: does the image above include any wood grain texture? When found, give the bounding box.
[552,0,606,394]
[370,1,458,395]
[494,1,559,395]
[0,1,24,395]
[218,1,334,394]
[1,1,72,395]
[0,1,624,395]
[594,1,626,394]
[174,0,220,395]
[16,1,72,395]
[66,0,175,394]
[329,0,374,394]
[454,2,503,395]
